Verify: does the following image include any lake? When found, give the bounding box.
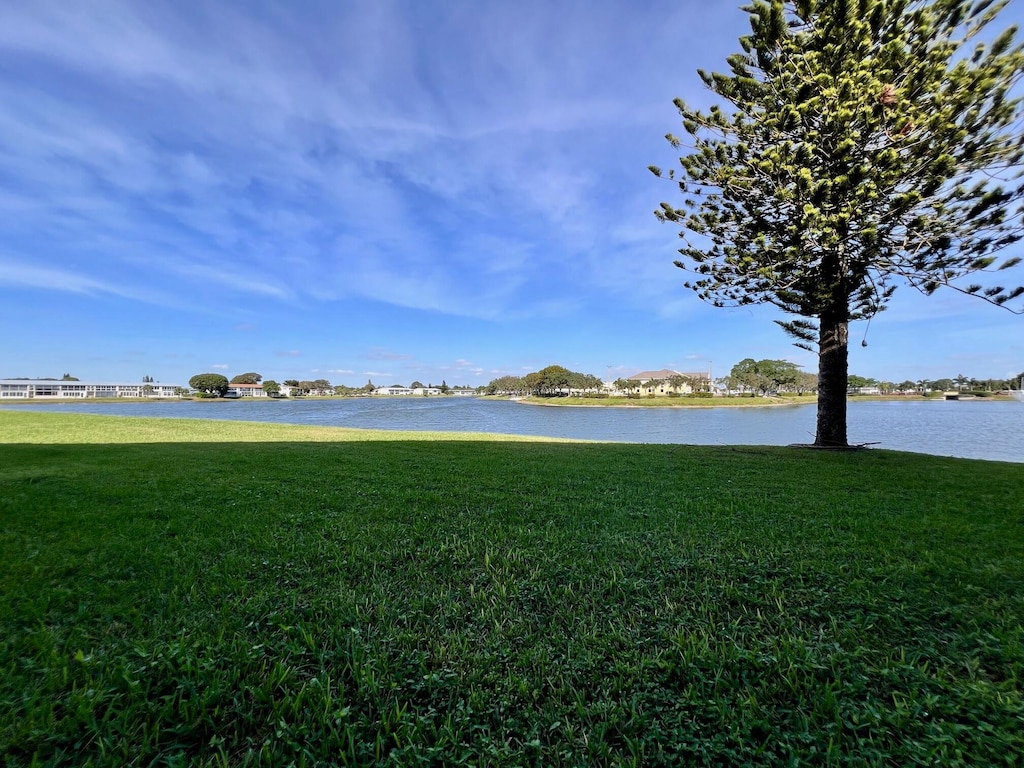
[5,397,1023,463]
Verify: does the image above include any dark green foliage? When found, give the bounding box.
[1,415,1023,765]
[654,0,1024,446]
[187,373,229,397]
[514,366,603,397]
[485,375,528,396]
[230,372,262,385]
[729,358,803,394]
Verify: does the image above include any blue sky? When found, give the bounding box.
[1,1,1022,388]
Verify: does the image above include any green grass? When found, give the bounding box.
[1,411,1022,766]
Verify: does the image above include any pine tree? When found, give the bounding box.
[652,0,1024,446]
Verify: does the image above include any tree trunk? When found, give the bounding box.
[815,313,849,447]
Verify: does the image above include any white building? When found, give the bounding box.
[373,386,450,396]
[0,380,183,399]
[374,386,414,396]
[225,383,267,398]
[624,369,711,395]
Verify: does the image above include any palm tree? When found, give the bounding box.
[668,374,687,393]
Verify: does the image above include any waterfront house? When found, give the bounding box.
[0,380,182,399]
[625,369,711,395]
[225,383,267,398]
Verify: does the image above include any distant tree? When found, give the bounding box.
[142,384,154,397]
[283,379,299,387]
[173,386,189,397]
[140,375,153,383]
[312,379,332,395]
[439,380,450,394]
[761,360,800,392]
[262,380,281,396]
[522,372,541,395]
[534,366,572,396]
[486,375,526,395]
[517,366,601,397]
[730,359,801,395]
[230,372,262,385]
[61,373,79,381]
[616,377,644,395]
[667,374,689,393]
[410,380,425,389]
[794,371,818,395]
[653,0,1024,446]
[954,373,969,391]
[361,380,376,393]
[188,373,229,397]
[730,359,769,395]
[847,375,877,389]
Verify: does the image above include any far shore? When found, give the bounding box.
[500,393,1016,408]
[0,393,1015,408]
[508,395,813,409]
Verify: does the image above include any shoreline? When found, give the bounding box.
[0,393,1015,409]
[500,394,1016,408]
[513,396,811,409]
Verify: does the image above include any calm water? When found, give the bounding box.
[5,397,1023,463]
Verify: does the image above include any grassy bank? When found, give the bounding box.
[2,411,1022,766]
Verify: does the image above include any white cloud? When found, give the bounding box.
[2,1,1017,386]
[0,0,721,322]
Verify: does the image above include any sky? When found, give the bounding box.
[1,0,1022,389]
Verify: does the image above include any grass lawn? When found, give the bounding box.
[1,411,1022,766]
